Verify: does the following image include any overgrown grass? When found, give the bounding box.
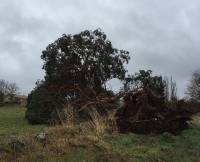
[0,106,200,162]
[0,106,47,138]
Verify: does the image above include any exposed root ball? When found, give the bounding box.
[115,88,192,135]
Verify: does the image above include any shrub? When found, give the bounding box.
[25,83,66,124]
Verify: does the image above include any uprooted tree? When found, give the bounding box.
[26,29,130,124]
[26,29,193,135]
[116,70,192,134]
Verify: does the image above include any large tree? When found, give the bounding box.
[186,70,200,103]
[41,29,130,96]
[26,29,130,124]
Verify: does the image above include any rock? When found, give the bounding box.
[36,133,46,141]
[35,133,50,145]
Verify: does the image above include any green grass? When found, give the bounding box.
[32,115,200,162]
[0,106,200,162]
[100,114,200,162]
[0,106,47,138]
[49,115,200,162]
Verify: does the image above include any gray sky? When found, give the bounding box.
[0,0,200,97]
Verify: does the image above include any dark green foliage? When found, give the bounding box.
[134,70,165,97]
[41,29,130,97]
[26,82,66,124]
[122,70,166,101]
[26,29,129,124]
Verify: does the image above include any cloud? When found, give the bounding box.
[0,0,200,97]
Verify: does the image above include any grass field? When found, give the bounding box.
[0,106,200,162]
[0,106,47,138]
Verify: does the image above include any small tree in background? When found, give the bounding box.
[186,70,200,103]
[164,76,178,103]
[170,77,177,102]
[164,76,170,103]
[0,79,19,103]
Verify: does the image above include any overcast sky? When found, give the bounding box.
[0,0,200,97]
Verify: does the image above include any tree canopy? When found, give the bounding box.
[41,29,130,96]
[26,29,130,124]
[122,70,166,98]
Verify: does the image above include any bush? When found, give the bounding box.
[25,83,66,124]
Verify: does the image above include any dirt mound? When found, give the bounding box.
[115,88,192,134]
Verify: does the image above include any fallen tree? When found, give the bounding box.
[115,87,193,135]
